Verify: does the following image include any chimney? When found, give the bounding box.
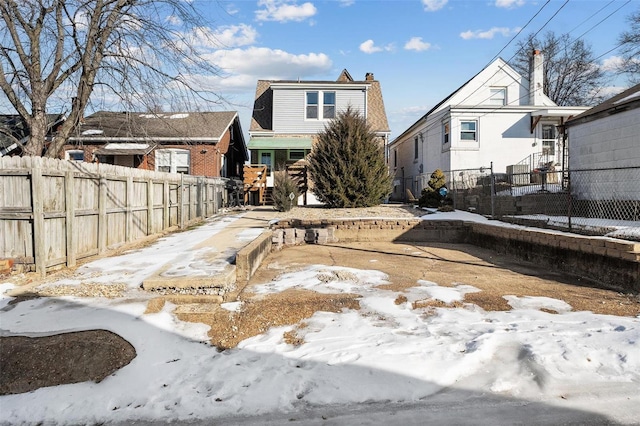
[529,49,544,106]
[365,72,374,81]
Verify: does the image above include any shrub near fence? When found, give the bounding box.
[0,156,227,275]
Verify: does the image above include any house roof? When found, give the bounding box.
[249,70,390,134]
[565,83,640,127]
[70,111,240,142]
[389,57,565,146]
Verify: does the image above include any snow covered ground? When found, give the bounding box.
[1,211,639,425]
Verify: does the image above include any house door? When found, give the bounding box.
[258,149,275,186]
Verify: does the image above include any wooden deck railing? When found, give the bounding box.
[243,164,267,205]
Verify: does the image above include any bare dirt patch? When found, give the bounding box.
[0,330,136,395]
[175,289,360,350]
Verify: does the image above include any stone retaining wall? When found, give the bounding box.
[270,218,639,293]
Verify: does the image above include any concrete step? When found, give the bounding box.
[142,264,236,294]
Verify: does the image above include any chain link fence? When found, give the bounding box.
[417,165,640,240]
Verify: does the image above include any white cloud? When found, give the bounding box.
[495,0,525,8]
[422,0,448,12]
[359,39,394,54]
[460,26,520,40]
[185,25,258,50]
[595,85,626,99]
[255,0,317,23]
[404,37,432,52]
[165,15,182,26]
[199,47,332,92]
[601,55,624,72]
[339,0,355,6]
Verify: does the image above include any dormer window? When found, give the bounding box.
[489,88,506,105]
[323,92,336,119]
[306,92,319,119]
[306,90,336,120]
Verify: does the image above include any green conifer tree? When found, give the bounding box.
[307,106,392,208]
[419,169,447,208]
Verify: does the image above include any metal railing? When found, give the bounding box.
[416,165,640,239]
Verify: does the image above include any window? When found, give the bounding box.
[443,122,450,144]
[306,91,318,119]
[541,124,556,155]
[155,148,190,174]
[65,150,84,161]
[288,150,306,161]
[460,120,477,141]
[393,150,397,168]
[323,92,336,119]
[489,88,506,105]
[307,90,336,120]
[414,136,419,159]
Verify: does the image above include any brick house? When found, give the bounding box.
[66,111,248,178]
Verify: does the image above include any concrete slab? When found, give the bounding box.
[141,207,278,294]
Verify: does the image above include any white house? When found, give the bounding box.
[389,51,588,201]
[564,83,640,201]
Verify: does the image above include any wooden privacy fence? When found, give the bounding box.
[0,156,227,275]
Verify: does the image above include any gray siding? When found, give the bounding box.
[272,88,366,133]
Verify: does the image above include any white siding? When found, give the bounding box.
[272,88,366,133]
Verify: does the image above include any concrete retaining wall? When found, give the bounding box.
[236,231,273,283]
[270,218,640,293]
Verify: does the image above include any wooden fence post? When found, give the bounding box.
[65,170,76,267]
[98,177,107,253]
[163,180,170,229]
[31,161,46,276]
[147,178,154,235]
[126,176,133,242]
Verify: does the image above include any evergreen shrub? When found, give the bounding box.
[307,106,392,208]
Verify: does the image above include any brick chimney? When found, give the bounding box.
[365,72,374,81]
[529,49,544,106]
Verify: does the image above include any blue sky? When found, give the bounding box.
[190,0,637,141]
[5,0,636,141]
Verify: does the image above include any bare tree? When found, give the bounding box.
[511,31,607,106]
[0,0,223,157]
[617,7,640,85]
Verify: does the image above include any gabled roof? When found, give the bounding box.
[250,70,390,134]
[390,57,557,145]
[70,111,240,142]
[565,83,640,127]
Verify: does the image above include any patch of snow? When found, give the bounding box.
[168,113,189,119]
[81,129,104,135]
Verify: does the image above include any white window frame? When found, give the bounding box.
[306,91,318,119]
[489,88,506,106]
[541,123,556,156]
[460,120,478,142]
[443,122,450,145]
[323,91,336,119]
[306,90,336,120]
[65,149,84,161]
[155,148,190,174]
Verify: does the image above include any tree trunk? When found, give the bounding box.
[22,112,46,156]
